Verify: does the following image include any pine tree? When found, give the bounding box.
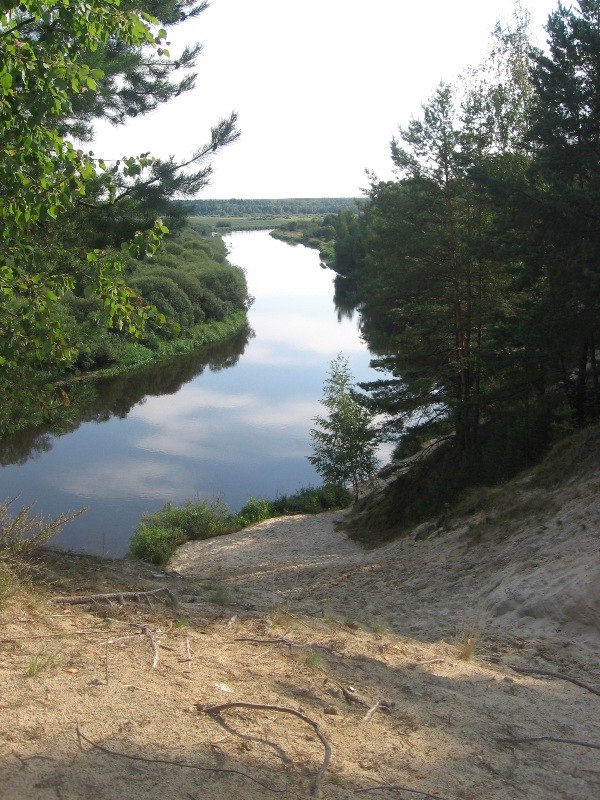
[511,0,600,424]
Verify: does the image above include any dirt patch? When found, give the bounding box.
[0,462,599,799]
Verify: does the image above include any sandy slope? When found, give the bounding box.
[0,448,599,800]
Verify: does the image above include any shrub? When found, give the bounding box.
[0,498,86,605]
[128,499,239,565]
[128,523,184,565]
[237,497,273,526]
[270,485,351,515]
[0,497,85,559]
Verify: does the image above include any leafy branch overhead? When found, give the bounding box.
[0,1,239,431]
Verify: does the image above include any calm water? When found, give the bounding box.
[0,231,386,557]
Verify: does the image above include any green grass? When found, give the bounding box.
[128,484,352,565]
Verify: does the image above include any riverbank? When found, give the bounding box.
[1,425,598,799]
[81,309,249,380]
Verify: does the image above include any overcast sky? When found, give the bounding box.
[94,0,560,199]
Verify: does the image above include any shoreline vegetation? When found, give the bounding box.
[128,484,352,566]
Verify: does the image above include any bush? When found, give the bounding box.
[237,497,273,526]
[128,499,239,565]
[270,484,352,515]
[0,498,86,604]
[0,497,85,559]
[128,523,184,565]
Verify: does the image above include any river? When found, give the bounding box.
[0,230,387,557]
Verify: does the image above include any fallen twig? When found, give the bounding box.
[179,637,192,671]
[143,625,159,669]
[507,664,600,697]
[199,701,331,797]
[76,725,284,792]
[362,699,392,724]
[355,785,452,799]
[106,626,159,668]
[0,629,111,642]
[234,634,335,654]
[406,659,445,670]
[497,735,600,751]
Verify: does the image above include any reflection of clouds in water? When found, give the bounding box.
[50,459,195,501]
[240,343,294,366]
[250,312,365,356]
[130,386,255,422]
[130,390,319,460]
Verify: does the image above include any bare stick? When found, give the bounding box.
[497,735,600,751]
[106,634,142,646]
[234,635,335,654]
[49,587,176,606]
[507,664,600,697]
[362,699,392,724]
[106,627,159,668]
[0,629,113,642]
[76,725,284,792]
[199,701,331,797]
[356,785,452,799]
[406,659,445,669]
[142,626,159,669]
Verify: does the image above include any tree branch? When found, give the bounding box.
[507,664,600,697]
[198,701,331,798]
[76,725,285,792]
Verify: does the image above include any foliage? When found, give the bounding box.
[187,198,361,217]
[236,497,273,527]
[128,484,353,565]
[308,354,379,501]
[268,484,352,515]
[128,498,237,565]
[2,223,251,434]
[0,1,239,433]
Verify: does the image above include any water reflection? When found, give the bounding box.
[0,230,388,557]
[0,325,252,466]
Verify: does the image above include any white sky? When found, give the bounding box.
[93,0,560,199]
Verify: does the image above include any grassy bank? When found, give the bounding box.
[88,309,249,379]
[128,485,352,565]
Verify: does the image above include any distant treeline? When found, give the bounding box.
[182,197,362,217]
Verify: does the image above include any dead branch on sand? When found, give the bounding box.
[198,701,331,797]
[507,664,600,697]
[362,699,393,724]
[106,624,159,668]
[76,725,285,792]
[234,633,336,654]
[497,734,600,751]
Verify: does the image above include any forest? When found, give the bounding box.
[292,1,600,538]
[184,197,361,217]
